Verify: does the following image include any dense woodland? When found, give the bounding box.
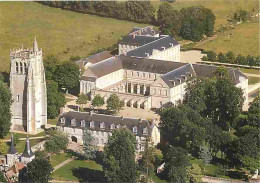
[40,1,215,42]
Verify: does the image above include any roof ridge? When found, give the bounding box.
[162,63,190,77]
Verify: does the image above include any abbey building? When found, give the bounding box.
[9,38,47,133]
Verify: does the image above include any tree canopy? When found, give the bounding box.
[19,158,53,183]
[103,128,137,183]
[44,129,69,154]
[0,81,12,138]
[106,94,123,114]
[92,94,104,109]
[83,127,97,160]
[46,80,66,119]
[76,94,88,111]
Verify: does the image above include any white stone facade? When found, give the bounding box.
[10,38,47,132]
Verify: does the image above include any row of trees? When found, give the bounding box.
[40,1,155,24]
[40,1,215,42]
[203,51,260,67]
[158,67,259,181]
[44,55,80,119]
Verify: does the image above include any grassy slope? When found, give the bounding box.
[50,152,72,167]
[152,0,259,56]
[0,2,146,72]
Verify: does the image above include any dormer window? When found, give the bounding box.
[90,121,95,128]
[110,124,115,130]
[61,117,65,124]
[116,124,121,129]
[132,126,137,134]
[80,120,85,127]
[143,127,148,135]
[71,118,76,126]
[100,122,105,130]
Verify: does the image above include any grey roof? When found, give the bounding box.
[8,134,17,154]
[192,64,247,85]
[120,55,187,74]
[75,51,113,69]
[119,36,159,46]
[21,137,34,158]
[84,56,122,78]
[126,36,179,58]
[161,64,196,87]
[57,111,155,137]
[130,26,159,36]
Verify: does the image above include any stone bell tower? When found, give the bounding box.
[10,38,47,132]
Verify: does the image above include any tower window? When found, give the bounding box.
[16,62,19,73]
[20,62,23,74]
[17,95,19,102]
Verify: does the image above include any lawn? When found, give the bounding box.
[198,17,259,56]
[152,0,259,29]
[240,68,260,75]
[50,152,72,167]
[51,160,104,182]
[248,77,260,85]
[3,131,45,140]
[10,138,45,153]
[0,2,146,72]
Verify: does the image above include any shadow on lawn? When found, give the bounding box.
[72,167,105,182]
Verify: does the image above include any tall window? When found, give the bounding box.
[16,95,19,102]
[16,62,19,73]
[20,62,23,74]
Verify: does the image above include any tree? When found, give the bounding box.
[83,127,97,160]
[76,94,88,111]
[106,94,123,114]
[226,51,235,64]
[217,52,226,63]
[188,164,203,183]
[0,172,6,182]
[138,138,156,182]
[103,128,137,183]
[43,55,59,80]
[0,140,8,155]
[163,146,190,183]
[199,145,212,165]
[53,61,80,91]
[46,80,66,119]
[246,55,256,67]
[44,129,69,155]
[207,51,217,62]
[19,158,53,183]
[13,133,20,146]
[180,18,204,42]
[236,54,247,65]
[159,105,206,153]
[0,81,12,138]
[247,95,260,127]
[92,94,104,110]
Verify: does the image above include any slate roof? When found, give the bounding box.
[8,135,17,154]
[120,55,187,74]
[21,137,34,158]
[75,51,113,69]
[192,64,247,85]
[130,26,159,36]
[83,56,122,78]
[161,64,196,88]
[57,111,156,137]
[126,35,179,58]
[119,36,159,46]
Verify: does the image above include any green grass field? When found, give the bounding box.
[248,77,260,85]
[0,2,146,72]
[51,160,104,181]
[8,138,45,153]
[198,17,259,56]
[240,68,260,75]
[50,153,72,167]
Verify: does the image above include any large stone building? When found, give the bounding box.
[80,26,248,110]
[119,26,180,62]
[57,111,160,152]
[10,38,47,132]
[80,55,248,109]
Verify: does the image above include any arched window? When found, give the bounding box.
[16,62,19,73]
[71,118,76,126]
[19,62,23,74]
[143,73,145,77]
[143,127,148,135]
[100,122,105,130]
[90,121,95,128]
[153,89,156,95]
[159,89,161,95]
[137,72,139,77]
[80,120,85,127]
[61,117,65,124]
[110,123,115,130]
[23,62,27,72]
[116,124,121,129]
